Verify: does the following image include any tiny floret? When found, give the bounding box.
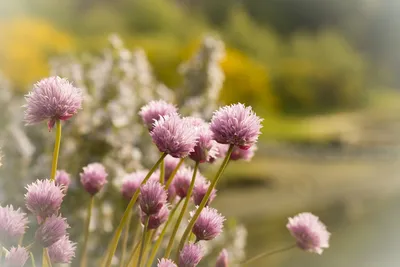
[215,249,228,267]
[157,258,177,267]
[139,100,177,131]
[139,180,168,216]
[35,215,69,247]
[25,179,65,221]
[55,170,71,190]
[48,235,76,264]
[80,163,108,195]
[287,212,330,254]
[24,76,83,130]
[179,243,203,267]
[192,206,225,241]
[4,246,29,267]
[210,103,262,149]
[0,205,28,245]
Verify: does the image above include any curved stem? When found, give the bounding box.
[137,217,150,267]
[241,244,296,265]
[120,211,133,267]
[159,156,165,184]
[165,158,184,189]
[43,248,52,267]
[146,199,183,267]
[125,240,140,267]
[176,145,233,257]
[104,153,167,267]
[30,252,36,267]
[50,120,62,181]
[80,196,94,267]
[164,161,199,258]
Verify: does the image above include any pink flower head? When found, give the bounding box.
[230,145,257,161]
[55,170,71,190]
[139,180,167,216]
[192,206,225,241]
[179,243,203,267]
[139,100,178,131]
[4,246,29,267]
[24,76,83,131]
[215,249,228,267]
[80,163,108,195]
[158,258,177,267]
[48,235,76,264]
[141,205,169,230]
[35,215,69,247]
[151,114,198,158]
[208,143,229,163]
[164,155,182,182]
[121,170,148,200]
[173,167,195,199]
[287,212,330,254]
[25,179,65,221]
[210,103,262,149]
[188,119,217,163]
[0,205,28,245]
[192,178,217,206]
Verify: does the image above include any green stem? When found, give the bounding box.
[164,161,199,258]
[241,244,296,265]
[125,240,140,267]
[176,145,234,257]
[30,252,36,267]
[104,153,167,267]
[120,211,133,267]
[160,156,165,184]
[43,248,52,267]
[50,120,62,181]
[142,230,155,265]
[165,158,184,189]
[137,217,150,267]
[146,199,183,267]
[80,196,94,267]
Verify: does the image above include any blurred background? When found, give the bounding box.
[1,0,400,266]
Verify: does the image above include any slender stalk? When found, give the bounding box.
[146,199,183,267]
[241,244,296,265]
[30,252,36,267]
[119,211,133,267]
[142,230,155,264]
[159,156,165,184]
[125,240,140,267]
[50,120,62,181]
[165,158,184,189]
[43,248,52,267]
[164,161,199,258]
[80,196,94,267]
[104,153,167,267]
[137,217,150,267]
[176,145,233,257]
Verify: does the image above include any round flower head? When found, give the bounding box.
[210,103,262,149]
[215,249,228,267]
[4,246,29,267]
[48,235,76,264]
[192,206,225,241]
[158,258,177,267]
[80,163,108,195]
[192,179,217,206]
[164,155,182,182]
[139,180,167,216]
[55,170,71,190]
[173,167,195,199]
[287,212,330,254]
[151,114,198,158]
[24,76,83,130]
[188,120,217,163]
[121,170,148,200]
[0,205,28,245]
[141,205,169,229]
[25,179,65,221]
[35,215,69,247]
[230,145,257,161]
[179,243,203,267]
[139,100,177,131]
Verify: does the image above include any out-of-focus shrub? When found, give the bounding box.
[0,17,74,91]
[272,31,366,114]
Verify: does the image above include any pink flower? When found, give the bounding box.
[139,100,178,131]
[179,243,203,267]
[24,76,83,130]
[55,170,71,190]
[192,206,225,241]
[287,212,330,254]
[192,178,216,206]
[157,258,177,267]
[35,215,69,247]
[173,167,195,199]
[210,103,262,149]
[188,119,217,163]
[48,235,76,264]
[139,181,167,216]
[215,249,228,267]
[208,143,229,163]
[4,246,29,267]
[230,145,257,161]
[0,205,28,245]
[151,114,198,158]
[141,205,169,230]
[80,163,108,195]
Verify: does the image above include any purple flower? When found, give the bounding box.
[230,145,257,161]
[173,167,194,199]
[210,103,262,149]
[48,235,76,264]
[158,258,177,267]
[179,243,203,267]
[141,205,169,230]
[139,181,167,216]
[24,76,83,130]
[35,215,69,247]
[80,163,108,195]
[25,179,65,221]
[139,100,177,131]
[208,143,229,163]
[192,178,216,206]
[287,212,330,254]
[151,115,198,158]
[121,170,147,200]
[0,205,28,245]
[55,170,71,190]
[192,206,225,241]
[188,120,216,163]
[4,246,29,267]
[164,155,182,182]
[215,249,228,267]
